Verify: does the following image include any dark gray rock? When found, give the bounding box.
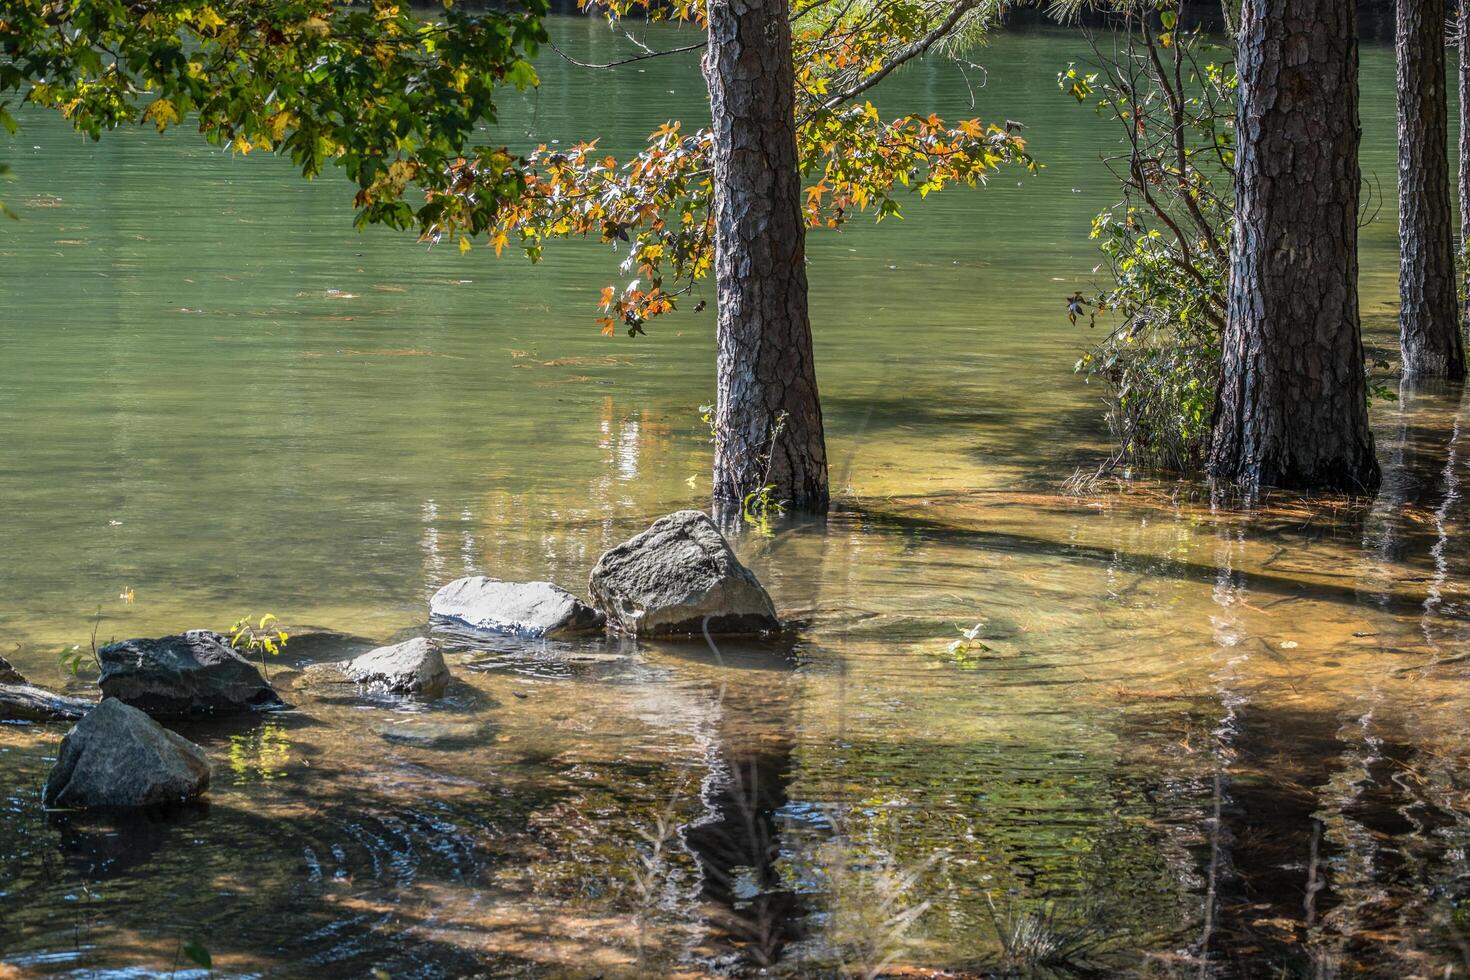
[98,630,284,718]
[0,683,94,722]
[588,510,780,636]
[42,699,211,809]
[307,637,451,696]
[0,654,25,685]
[430,577,605,639]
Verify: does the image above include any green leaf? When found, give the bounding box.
[505,60,538,91]
[182,940,213,969]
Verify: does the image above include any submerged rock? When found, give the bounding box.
[98,630,284,719]
[0,654,25,685]
[301,637,451,697]
[430,577,605,639]
[42,698,211,809]
[0,683,94,722]
[588,510,780,637]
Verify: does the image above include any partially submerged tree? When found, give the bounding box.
[704,0,827,510]
[1459,1,1470,336]
[4,0,1030,516]
[430,0,1033,513]
[1396,0,1464,379]
[1208,0,1380,492]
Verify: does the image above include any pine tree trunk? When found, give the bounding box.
[1459,1,1470,332]
[704,0,829,513]
[1208,0,1381,493]
[1398,0,1465,378]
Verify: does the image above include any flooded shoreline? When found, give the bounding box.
[3,18,1469,978]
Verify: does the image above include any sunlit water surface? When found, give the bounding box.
[3,16,1470,979]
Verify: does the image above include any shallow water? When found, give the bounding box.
[2,16,1468,979]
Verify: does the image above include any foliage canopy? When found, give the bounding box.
[0,0,547,230]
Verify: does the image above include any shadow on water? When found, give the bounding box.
[634,633,809,972]
[1114,697,1470,978]
[682,689,803,972]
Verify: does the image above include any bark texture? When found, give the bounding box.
[1209,0,1381,493]
[1398,0,1466,378]
[704,0,829,512]
[1459,2,1470,334]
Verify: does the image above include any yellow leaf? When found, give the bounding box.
[141,97,180,133]
[459,236,471,255]
[269,111,294,141]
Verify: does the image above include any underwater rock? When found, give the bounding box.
[42,698,211,809]
[430,577,605,639]
[302,637,451,697]
[588,510,780,637]
[98,630,284,719]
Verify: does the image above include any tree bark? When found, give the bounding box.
[1208,0,1381,494]
[1458,1,1470,335]
[1398,0,1466,379]
[704,0,829,513]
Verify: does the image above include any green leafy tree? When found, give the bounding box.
[1060,6,1232,473]
[0,0,547,230]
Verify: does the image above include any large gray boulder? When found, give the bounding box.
[98,630,284,718]
[302,637,451,697]
[43,699,211,809]
[430,577,605,639]
[588,511,780,636]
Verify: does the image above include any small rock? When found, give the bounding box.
[0,654,25,685]
[430,577,605,639]
[43,699,211,809]
[588,510,779,636]
[302,638,451,697]
[343,638,451,696]
[98,630,284,719]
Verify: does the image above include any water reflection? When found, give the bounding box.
[3,17,1470,980]
[674,639,804,970]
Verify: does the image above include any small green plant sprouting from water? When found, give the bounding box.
[59,607,105,677]
[931,621,999,669]
[228,613,289,681]
[741,410,791,536]
[742,483,786,535]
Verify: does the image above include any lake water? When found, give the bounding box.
[3,16,1469,978]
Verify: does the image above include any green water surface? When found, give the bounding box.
[2,18,1468,979]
